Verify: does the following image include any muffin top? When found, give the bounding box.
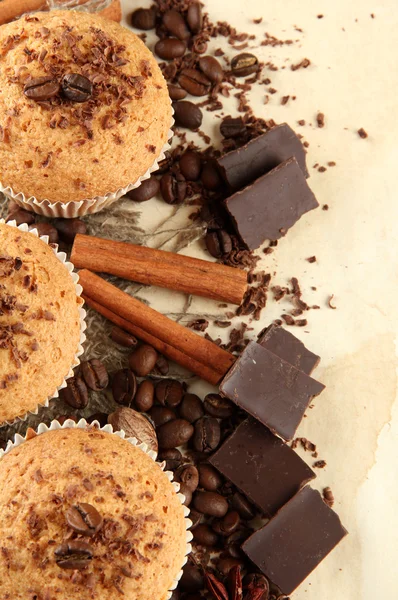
[0,223,82,423]
[0,426,187,600]
[0,10,171,203]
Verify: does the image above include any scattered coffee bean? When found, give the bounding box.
[154,354,169,376]
[57,415,78,425]
[179,393,204,423]
[230,53,260,77]
[6,208,35,226]
[62,73,92,103]
[129,344,158,377]
[201,161,222,190]
[180,563,205,592]
[198,56,223,84]
[212,511,240,536]
[230,492,255,520]
[198,464,222,491]
[175,464,199,492]
[179,150,202,181]
[54,218,87,244]
[134,380,154,413]
[204,393,235,418]
[149,406,176,428]
[158,448,182,470]
[60,375,89,409]
[131,7,157,30]
[110,326,138,348]
[55,540,93,570]
[163,10,191,41]
[80,359,108,392]
[186,2,203,33]
[157,419,194,449]
[193,416,220,452]
[87,412,108,427]
[205,229,232,258]
[66,503,103,536]
[220,116,247,139]
[126,176,160,202]
[179,482,192,506]
[29,222,58,243]
[167,84,187,101]
[173,101,203,129]
[112,369,137,406]
[189,509,203,529]
[155,38,187,60]
[193,524,219,548]
[108,407,158,454]
[155,379,184,408]
[217,557,244,576]
[194,491,228,517]
[178,68,211,96]
[24,76,60,101]
[160,172,187,204]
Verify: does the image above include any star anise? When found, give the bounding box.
[205,567,269,600]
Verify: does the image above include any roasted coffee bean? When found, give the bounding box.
[230,492,255,520]
[198,56,223,84]
[173,101,203,129]
[129,344,158,377]
[81,359,108,392]
[126,175,160,202]
[24,76,60,101]
[217,557,244,576]
[204,393,235,418]
[193,524,218,547]
[167,84,187,101]
[158,448,182,470]
[155,38,186,60]
[179,150,202,181]
[179,482,192,506]
[54,218,87,244]
[198,464,222,491]
[134,380,154,412]
[7,208,36,228]
[87,412,108,427]
[62,73,92,103]
[230,53,260,77]
[180,563,205,592]
[179,393,204,423]
[60,375,89,409]
[110,326,138,348]
[66,503,103,536]
[212,511,240,536]
[188,509,203,529]
[55,540,93,570]
[28,222,58,243]
[194,490,228,517]
[220,116,247,139]
[154,354,169,375]
[108,407,158,454]
[112,369,137,406]
[178,68,211,96]
[201,161,222,190]
[205,229,232,258]
[175,464,199,492]
[131,7,157,30]
[187,2,203,33]
[57,415,78,426]
[149,406,176,428]
[157,419,194,449]
[155,379,184,408]
[163,9,190,41]
[193,416,220,452]
[160,172,187,205]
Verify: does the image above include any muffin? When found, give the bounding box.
[0,221,84,424]
[0,10,172,216]
[0,423,188,600]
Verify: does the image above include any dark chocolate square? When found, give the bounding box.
[257,324,320,375]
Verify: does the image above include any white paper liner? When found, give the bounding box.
[0,418,193,598]
[0,219,87,425]
[1,106,174,218]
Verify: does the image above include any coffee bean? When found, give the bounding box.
[62,73,92,103]
[178,68,211,96]
[204,393,235,418]
[179,393,204,423]
[230,53,260,77]
[217,557,244,576]
[155,379,184,408]
[170,590,181,600]
[60,375,89,409]
[66,503,103,536]
[201,161,222,190]
[192,416,220,452]
[187,2,203,33]
[198,464,222,491]
[157,419,194,449]
[131,7,157,30]
[205,229,232,258]
[110,326,138,349]
[108,407,158,454]
[193,523,219,547]
[129,344,158,377]
[175,464,199,492]
[154,354,169,376]
[173,101,203,129]
[188,509,203,529]
[230,492,255,520]
[29,222,58,244]
[134,380,154,412]
[126,175,160,202]
[179,150,202,181]
[24,76,60,101]
[81,359,108,392]
[57,415,78,425]
[194,491,228,517]
[220,116,247,139]
[179,482,192,506]
[112,369,137,406]
[160,172,187,204]
[55,540,93,570]
[87,412,108,427]
[198,56,223,84]
[6,208,35,226]
[163,10,191,41]
[155,38,186,60]
[167,84,187,101]
[54,218,87,244]
[149,406,176,428]
[180,563,205,592]
[158,448,182,470]
[212,511,240,536]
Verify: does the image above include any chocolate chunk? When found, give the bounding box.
[209,418,315,516]
[224,158,318,250]
[257,324,320,375]
[219,342,325,440]
[216,123,309,191]
[242,486,348,595]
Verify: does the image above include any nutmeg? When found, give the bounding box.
[108,407,158,456]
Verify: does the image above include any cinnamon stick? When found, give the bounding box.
[78,269,236,383]
[72,234,247,305]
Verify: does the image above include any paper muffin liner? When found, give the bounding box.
[1,106,174,218]
[0,418,193,598]
[0,219,87,425]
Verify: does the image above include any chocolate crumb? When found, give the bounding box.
[323,487,335,507]
[306,256,317,263]
[281,95,290,105]
[282,314,295,326]
[298,119,306,126]
[295,319,308,327]
[291,58,311,71]
[187,319,209,332]
[316,112,325,128]
[322,204,329,211]
[328,295,337,309]
[313,460,327,469]
[357,128,368,139]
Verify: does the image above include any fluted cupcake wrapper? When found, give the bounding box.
[0,418,193,598]
[0,219,87,425]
